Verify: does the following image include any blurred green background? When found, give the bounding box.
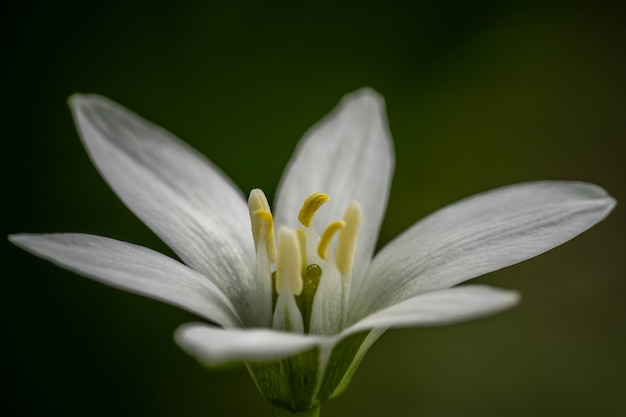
[3,1,625,416]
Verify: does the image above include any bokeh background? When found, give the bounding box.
[3,1,625,416]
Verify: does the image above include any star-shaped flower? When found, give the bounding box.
[10,89,615,416]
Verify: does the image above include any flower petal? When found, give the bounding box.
[70,95,256,315]
[346,285,519,333]
[274,88,394,283]
[352,181,615,318]
[10,233,241,328]
[175,323,324,364]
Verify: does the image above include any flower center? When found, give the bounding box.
[248,189,362,334]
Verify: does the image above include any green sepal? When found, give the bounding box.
[315,330,370,402]
[247,346,321,413]
[273,405,320,417]
[246,329,375,414]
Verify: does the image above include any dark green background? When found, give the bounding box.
[3,1,625,416]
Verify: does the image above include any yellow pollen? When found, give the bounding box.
[298,193,330,227]
[248,189,276,262]
[336,201,362,276]
[276,227,303,295]
[318,220,346,260]
[252,210,276,262]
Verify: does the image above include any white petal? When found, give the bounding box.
[272,291,304,333]
[10,233,240,328]
[175,323,324,364]
[346,285,519,333]
[352,181,615,318]
[70,95,256,317]
[309,266,343,335]
[249,228,273,328]
[274,88,394,283]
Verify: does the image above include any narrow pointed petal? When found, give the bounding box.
[10,233,241,328]
[309,267,343,335]
[274,88,394,282]
[70,95,256,315]
[175,323,323,364]
[346,285,519,334]
[352,181,615,318]
[273,292,304,333]
[249,227,274,328]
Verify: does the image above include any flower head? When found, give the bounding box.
[10,89,615,415]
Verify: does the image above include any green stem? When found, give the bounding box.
[273,405,320,417]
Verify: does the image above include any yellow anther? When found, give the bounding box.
[249,189,271,243]
[253,209,273,223]
[252,210,276,262]
[298,193,330,227]
[317,220,346,260]
[248,189,275,262]
[336,201,362,276]
[276,227,303,295]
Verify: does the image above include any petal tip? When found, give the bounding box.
[67,93,95,110]
[565,181,617,220]
[600,194,617,217]
[67,93,84,106]
[8,233,33,248]
[499,287,522,307]
[68,93,119,119]
[173,323,214,363]
[341,87,385,112]
[173,322,196,345]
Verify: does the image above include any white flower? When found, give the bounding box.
[10,89,615,414]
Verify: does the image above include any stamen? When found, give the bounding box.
[276,227,304,296]
[336,201,362,276]
[248,189,276,262]
[318,220,345,260]
[252,210,276,262]
[298,193,330,227]
[297,228,307,273]
[248,189,271,245]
